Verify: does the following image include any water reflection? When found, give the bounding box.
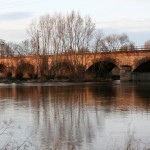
[0,82,150,149]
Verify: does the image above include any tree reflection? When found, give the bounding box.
[34,85,102,149]
[0,83,150,149]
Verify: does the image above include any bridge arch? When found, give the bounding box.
[49,61,75,79]
[0,64,7,78]
[133,57,150,72]
[85,57,120,80]
[16,62,34,79]
[132,57,150,81]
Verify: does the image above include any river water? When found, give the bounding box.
[0,81,150,149]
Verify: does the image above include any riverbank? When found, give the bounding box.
[0,78,113,83]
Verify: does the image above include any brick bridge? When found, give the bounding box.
[1,50,150,81]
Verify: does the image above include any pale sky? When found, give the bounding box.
[0,0,150,46]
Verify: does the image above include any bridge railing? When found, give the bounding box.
[133,46,150,51]
[0,46,150,58]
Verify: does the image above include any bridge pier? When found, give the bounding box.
[6,67,16,78]
[132,72,150,81]
[11,70,16,78]
[120,66,132,81]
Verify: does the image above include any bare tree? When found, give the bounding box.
[27,11,95,54]
[0,40,14,57]
[144,40,150,50]
[92,33,132,52]
[27,11,95,79]
[92,30,104,52]
[103,33,130,51]
[120,42,135,51]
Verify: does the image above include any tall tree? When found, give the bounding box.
[27,11,95,78]
[27,11,95,55]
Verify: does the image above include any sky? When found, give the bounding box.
[0,0,150,46]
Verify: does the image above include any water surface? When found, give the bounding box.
[0,82,150,149]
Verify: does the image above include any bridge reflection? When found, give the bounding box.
[0,83,150,110]
[0,83,150,149]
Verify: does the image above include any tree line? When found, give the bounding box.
[1,11,150,58]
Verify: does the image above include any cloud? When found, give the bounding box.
[0,11,33,21]
[96,18,150,32]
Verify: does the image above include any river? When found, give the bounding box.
[0,81,150,149]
